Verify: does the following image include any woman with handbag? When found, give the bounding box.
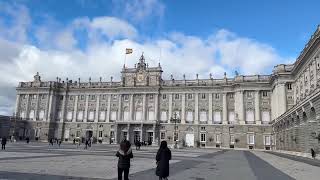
[156,141,172,180]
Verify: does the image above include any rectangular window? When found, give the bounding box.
[174,132,179,141]
[200,133,206,142]
[149,94,154,100]
[230,135,235,144]
[123,95,129,101]
[69,96,73,100]
[148,110,155,121]
[77,111,84,120]
[201,93,206,99]
[80,95,84,100]
[264,135,271,145]
[215,93,220,99]
[91,95,96,100]
[247,91,253,98]
[247,134,255,145]
[201,126,206,131]
[262,111,270,123]
[110,111,117,121]
[162,94,167,99]
[216,134,221,143]
[160,132,166,140]
[287,83,292,90]
[112,95,118,101]
[228,111,235,124]
[99,131,103,138]
[246,110,255,123]
[135,110,142,121]
[67,111,73,120]
[161,111,167,121]
[262,91,268,97]
[99,111,106,121]
[102,95,106,100]
[187,94,193,100]
[76,131,81,138]
[123,111,130,121]
[175,94,180,100]
[199,111,207,122]
[229,93,234,99]
[88,111,95,121]
[186,111,193,122]
[213,111,221,123]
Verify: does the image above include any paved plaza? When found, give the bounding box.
[0,143,319,180]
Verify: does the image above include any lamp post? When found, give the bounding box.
[170,112,180,149]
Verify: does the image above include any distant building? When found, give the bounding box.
[11,26,320,152]
[0,115,11,138]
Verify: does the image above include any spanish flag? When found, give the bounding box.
[126,48,133,54]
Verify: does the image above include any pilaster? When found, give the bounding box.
[235,90,245,124]
[15,94,20,117]
[168,94,172,123]
[25,94,30,119]
[84,94,89,122]
[129,94,134,121]
[181,94,186,124]
[60,93,67,123]
[142,94,147,121]
[222,93,228,124]
[95,94,100,123]
[34,94,39,121]
[255,91,261,125]
[118,94,122,121]
[73,95,78,122]
[106,94,111,122]
[208,93,213,124]
[45,93,50,121]
[154,94,159,122]
[195,93,199,124]
[47,93,53,121]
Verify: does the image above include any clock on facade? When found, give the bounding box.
[137,74,144,82]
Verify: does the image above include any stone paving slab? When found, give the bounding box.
[0,152,59,159]
[252,151,320,180]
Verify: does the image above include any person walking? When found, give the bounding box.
[311,148,316,159]
[116,140,133,180]
[156,141,172,180]
[1,137,7,150]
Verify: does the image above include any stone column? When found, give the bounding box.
[118,94,122,121]
[168,94,173,123]
[208,93,213,124]
[34,94,40,121]
[142,94,147,121]
[195,93,199,124]
[106,94,111,122]
[15,94,20,117]
[255,91,261,125]
[114,124,118,144]
[181,94,186,124]
[222,93,228,124]
[60,93,66,123]
[84,94,89,122]
[25,94,30,119]
[45,93,50,121]
[47,93,53,121]
[73,95,78,122]
[154,94,159,122]
[235,90,245,124]
[129,94,134,121]
[95,94,100,123]
[140,124,143,142]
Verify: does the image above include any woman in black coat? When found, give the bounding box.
[116,140,133,180]
[156,141,172,180]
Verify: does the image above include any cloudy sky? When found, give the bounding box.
[0,0,319,115]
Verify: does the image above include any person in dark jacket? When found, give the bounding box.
[116,140,133,180]
[156,141,172,180]
[311,148,316,159]
[1,137,7,150]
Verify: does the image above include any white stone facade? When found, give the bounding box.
[13,26,320,150]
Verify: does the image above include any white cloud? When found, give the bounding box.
[0,4,291,116]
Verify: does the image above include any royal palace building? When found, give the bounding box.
[11,26,320,153]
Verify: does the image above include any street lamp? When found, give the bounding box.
[170,112,180,149]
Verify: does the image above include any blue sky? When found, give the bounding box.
[19,0,320,56]
[0,0,319,115]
